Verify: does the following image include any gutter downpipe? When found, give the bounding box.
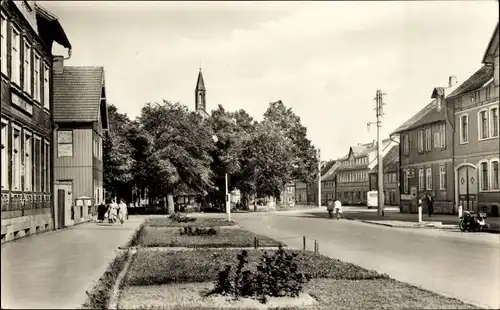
[445,97,456,214]
[51,48,72,230]
[389,133,401,212]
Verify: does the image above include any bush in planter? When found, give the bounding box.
[179,226,218,236]
[207,245,309,303]
[168,212,196,223]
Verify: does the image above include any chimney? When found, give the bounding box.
[52,55,65,74]
[448,75,457,88]
[436,96,442,112]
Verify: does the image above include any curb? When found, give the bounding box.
[345,216,459,230]
[108,248,136,309]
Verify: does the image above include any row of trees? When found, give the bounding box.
[103,100,318,212]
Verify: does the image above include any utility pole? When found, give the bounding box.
[225,173,231,222]
[318,149,322,207]
[375,90,385,217]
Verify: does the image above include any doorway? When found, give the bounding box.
[55,181,73,228]
[457,165,477,211]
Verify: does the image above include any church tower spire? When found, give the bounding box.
[195,68,207,115]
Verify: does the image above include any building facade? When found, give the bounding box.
[321,161,340,203]
[52,65,108,228]
[447,23,499,216]
[368,145,400,206]
[279,182,295,207]
[336,139,394,205]
[307,160,336,204]
[1,1,71,243]
[392,77,459,214]
[294,180,307,204]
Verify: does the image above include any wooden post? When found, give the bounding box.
[254,237,258,249]
[315,240,319,255]
[303,236,306,251]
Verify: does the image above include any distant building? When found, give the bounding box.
[447,23,499,216]
[52,65,108,228]
[195,68,209,119]
[321,161,340,204]
[1,2,71,243]
[336,139,395,205]
[279,182,295,207]
[307,160,336,204]
[368,145,400,206]
[294,180,308,204]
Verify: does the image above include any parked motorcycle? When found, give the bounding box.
[328,209,334,219]
[459,210,487,232]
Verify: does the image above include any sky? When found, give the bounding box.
[41,1,499,161]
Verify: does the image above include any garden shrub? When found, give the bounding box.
[207,245,310,303]
[168,212,196,223]
[179,226,218,236]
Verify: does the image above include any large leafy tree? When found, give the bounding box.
[136,101,215,213]
[263,101,318,184]
[103,104,135,201]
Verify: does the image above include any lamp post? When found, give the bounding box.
[212,135,231,221]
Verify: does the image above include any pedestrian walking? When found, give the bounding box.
[109,199,119,224]
[334,198,343,220]
[427,193,434,218]
[327,199,334,218]
[118,199,128,225]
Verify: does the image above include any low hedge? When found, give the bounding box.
[147,217,236,228]
[125,249,388,286]
[82,250,129,309]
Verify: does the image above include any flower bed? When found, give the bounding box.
[136,227,282,248]
[118,249,477,309]
[124,249,387,286]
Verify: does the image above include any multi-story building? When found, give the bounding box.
[307,160,336,204]
[279,181,295,207]
[52,65,108,228]
[392,77,459,214]
[336,139,394,205]
[368,145,400,206]
[447,23,499,216]
[294,180,307,204]
[1,1,71,243]
[321,161,340,203]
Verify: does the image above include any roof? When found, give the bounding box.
[447,65,494,99]
[369,145,399,174]
[196,69,206,91]
[321,161,340,181]
[53,67,106,123]
[35,4,72,50]
[321,160,337,176]
[482,22,499,64]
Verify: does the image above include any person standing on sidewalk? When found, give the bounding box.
[427,193,434,218]
[334,198,343,220]
[118,199,128,225]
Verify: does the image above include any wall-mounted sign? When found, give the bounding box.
[58,131,73,143]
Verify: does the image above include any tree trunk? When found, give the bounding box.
[167,194,175,214]
[253,192,257,212]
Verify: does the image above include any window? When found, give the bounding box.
[417,130,424,152]
[11,125,21,190]
[426,167,432,190]
[486,85,491,100]
[43,63,50,109]
[480,161,489,191]
[11,25,21,85]
[434,123,445,149]
[470,90,480,103]
[479,110,489,140]
[460,115,469,143]
[23,40,32,94]
[24,131,32,191]
[439,165,446,190]
[287,186,293,194]
[57,130,73,157]
[1,119,9,190]
[490,107,498,138]
[33,53,41,101]
[34,136,41,192]
[491,160,499,190]
[425,128,431,151]
[403,134,409,155]
[418,168,424,190]
[403,170,409,194]
[1,12,7,76]
[44,141,50,193]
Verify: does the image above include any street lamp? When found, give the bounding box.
[212,135,231,221]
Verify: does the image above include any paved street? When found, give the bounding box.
[231,209,500,309]
[1,217,145,309]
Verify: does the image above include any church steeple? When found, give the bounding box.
[195,68,207,115]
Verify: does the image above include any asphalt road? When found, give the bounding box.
[232,208,500,309]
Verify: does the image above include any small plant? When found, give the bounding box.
[179,226,218,236]
[168,212,196,223]
[206,245,309,303]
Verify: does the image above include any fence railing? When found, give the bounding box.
[252,235,320,255]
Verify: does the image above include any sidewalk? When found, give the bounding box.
[344,211,500,232]
[1,216,145,309]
